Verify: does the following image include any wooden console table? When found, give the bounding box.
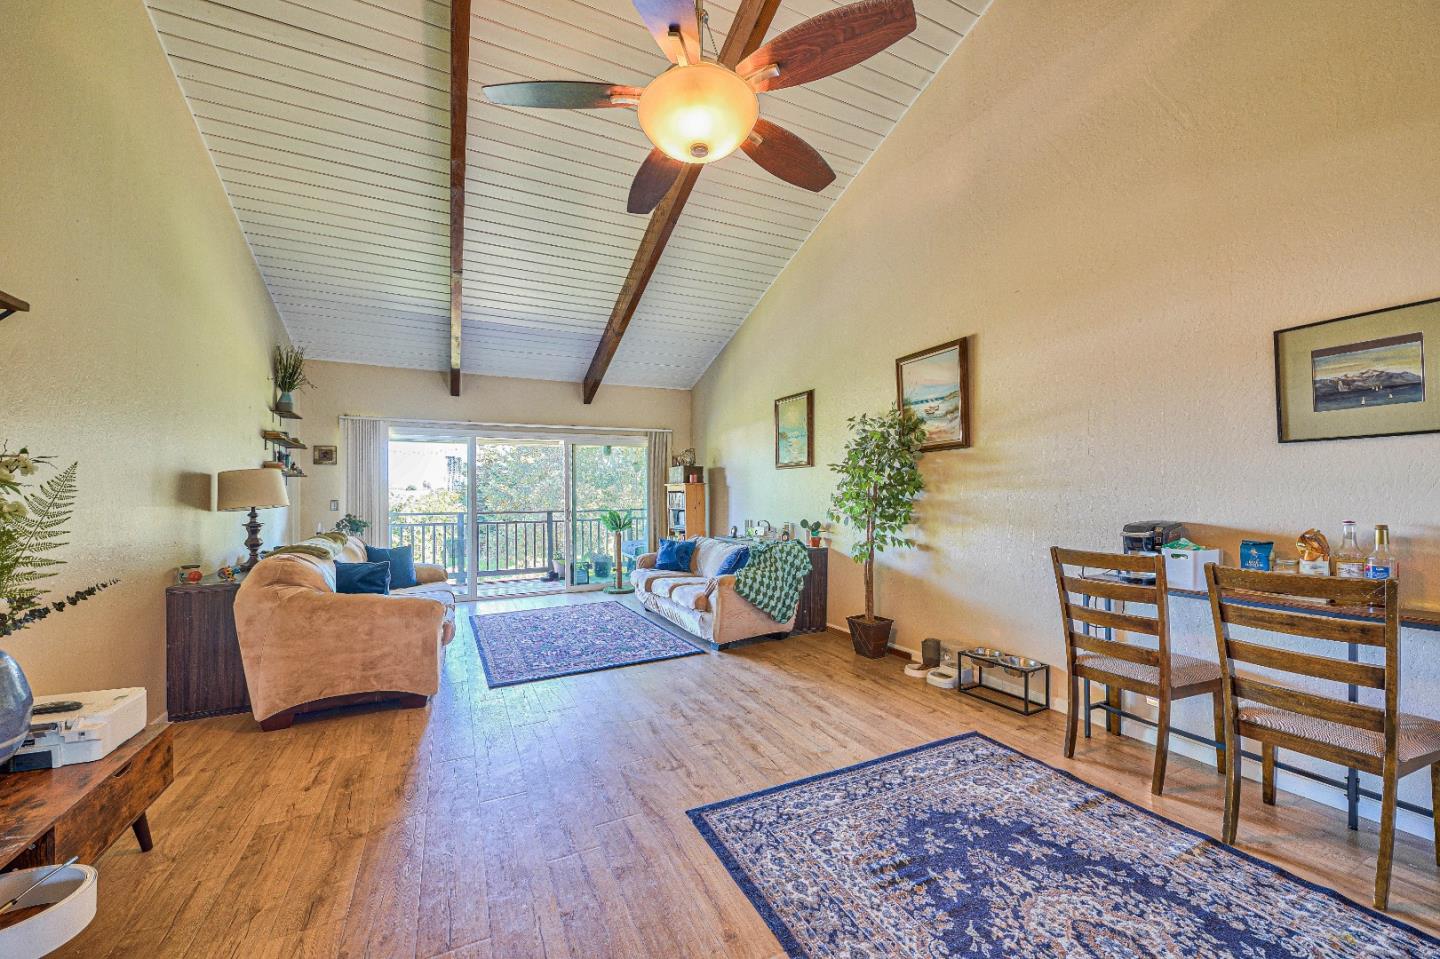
[167,580,250,721]
[0,721,173,871]
[792,545,829,633]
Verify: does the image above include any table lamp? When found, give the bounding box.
[216,468,289,570]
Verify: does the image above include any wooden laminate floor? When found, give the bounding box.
[59,593,1440,958]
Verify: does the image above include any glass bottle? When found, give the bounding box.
[1334,521,1367,579]
[1365,524,1398,580]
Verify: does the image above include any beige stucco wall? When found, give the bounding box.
[1,0,289,718]
[292,361,692,535]
[692,0,1440,829]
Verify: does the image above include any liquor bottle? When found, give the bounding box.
[1365,524,1398,580]
[1334,521,1367,579]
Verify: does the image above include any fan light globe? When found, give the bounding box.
[637,62,759,164]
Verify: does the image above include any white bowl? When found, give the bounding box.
[0,864,98,959]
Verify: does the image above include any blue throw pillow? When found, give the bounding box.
[365,544,417,589]
[715,546,749,576]
[655,539,696,572]
[335,560,390,594]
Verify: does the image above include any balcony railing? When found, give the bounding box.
[389,508,647,583]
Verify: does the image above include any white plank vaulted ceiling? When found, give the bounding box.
[146,0,990,389]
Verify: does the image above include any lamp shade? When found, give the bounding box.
[637,62,759,164]
[216,468,289,512]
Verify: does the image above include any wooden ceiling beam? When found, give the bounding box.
[581,0,783,404]
[449,0,472,396]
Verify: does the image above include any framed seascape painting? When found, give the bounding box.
[896,337,970,451]
[1275,297,1440,442]
[775,390,814,468]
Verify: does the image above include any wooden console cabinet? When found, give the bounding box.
[792,545,829,634]
[0,721,173,871]
[166,580,249,721]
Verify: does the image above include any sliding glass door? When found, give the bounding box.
[388,427,650,599]
[388,435,470,591]
[568,441,648,590]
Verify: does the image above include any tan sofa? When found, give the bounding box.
[234,535,456,730]
[632,537,795,647]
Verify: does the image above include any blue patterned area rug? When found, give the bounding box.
[470,601,703,688]
[689,732,1440,958]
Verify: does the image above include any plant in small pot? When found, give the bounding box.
[272,345,313,415]
[827,407,926,658]
[799,518,825,548]
[333,513,370,538]
[549,548,565,581]
[598,509,635,594]
[0,445,118,764]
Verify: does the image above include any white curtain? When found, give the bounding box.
[644,430,670,551]
[342,416,389,546]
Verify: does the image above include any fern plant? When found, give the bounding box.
[0,447,116,638]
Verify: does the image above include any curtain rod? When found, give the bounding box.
[339,414,671,434]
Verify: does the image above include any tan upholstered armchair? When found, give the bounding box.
[233,537,456,730]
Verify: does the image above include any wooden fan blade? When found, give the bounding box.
[736,0,916,93]
[628,149,686,214]
[483,81,643,109]
[632,0,701,64]
[741,119,836,192]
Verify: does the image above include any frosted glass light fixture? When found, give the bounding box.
[637,62,759,164]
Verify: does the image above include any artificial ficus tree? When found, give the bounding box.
[827,406,926,622]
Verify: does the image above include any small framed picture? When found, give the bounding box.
[312,445,338,466]
[1275,297,1440,442]
[774,390,814,468]
[896,337,970,451]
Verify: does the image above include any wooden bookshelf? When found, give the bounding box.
[665,482,707,540]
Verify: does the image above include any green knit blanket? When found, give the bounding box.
[734,540,813,623]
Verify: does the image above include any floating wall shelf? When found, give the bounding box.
[0,290,30,321]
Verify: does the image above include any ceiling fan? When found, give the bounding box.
[482,0,917,214]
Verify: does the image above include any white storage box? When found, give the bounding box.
[1163,549,1221,591]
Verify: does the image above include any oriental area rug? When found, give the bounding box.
[688,732,1440,958]
[470,601,702,688]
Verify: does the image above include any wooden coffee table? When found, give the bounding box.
[0,720,173,871]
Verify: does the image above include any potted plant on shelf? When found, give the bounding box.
[598,510,635,594]
[0,445,117,763]
[799,518,825,548]
[272,345,313,414]
[828,407,926,658]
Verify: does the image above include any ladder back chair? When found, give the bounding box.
[1050,547,1224,795]
[1204,564,1440,910]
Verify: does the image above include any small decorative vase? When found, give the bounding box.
[275,391,295,414]
[0,650,34,766]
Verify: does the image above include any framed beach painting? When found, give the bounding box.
[775,390,814,468]
[896,337,970,451]
[1275,297,1440,442]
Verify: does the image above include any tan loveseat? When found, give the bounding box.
[632,537,795,647]
[234,535,456,730]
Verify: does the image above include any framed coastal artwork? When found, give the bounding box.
[312,445,338,465]
[774,390,814,468]
[896,337,970,451]
[1274,297,1440,442]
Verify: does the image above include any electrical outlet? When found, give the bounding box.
[329,499,339,511]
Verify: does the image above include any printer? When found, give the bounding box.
[1121,521,1186,583]
[4,687,147,772]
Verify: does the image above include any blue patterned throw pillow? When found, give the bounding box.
[655,539,696,572]
[335,560,390,594]
[715,546,749,576]
[365,544,417,589]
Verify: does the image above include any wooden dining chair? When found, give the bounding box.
[1050,547,1224,795]
[1205,565,1440,910]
